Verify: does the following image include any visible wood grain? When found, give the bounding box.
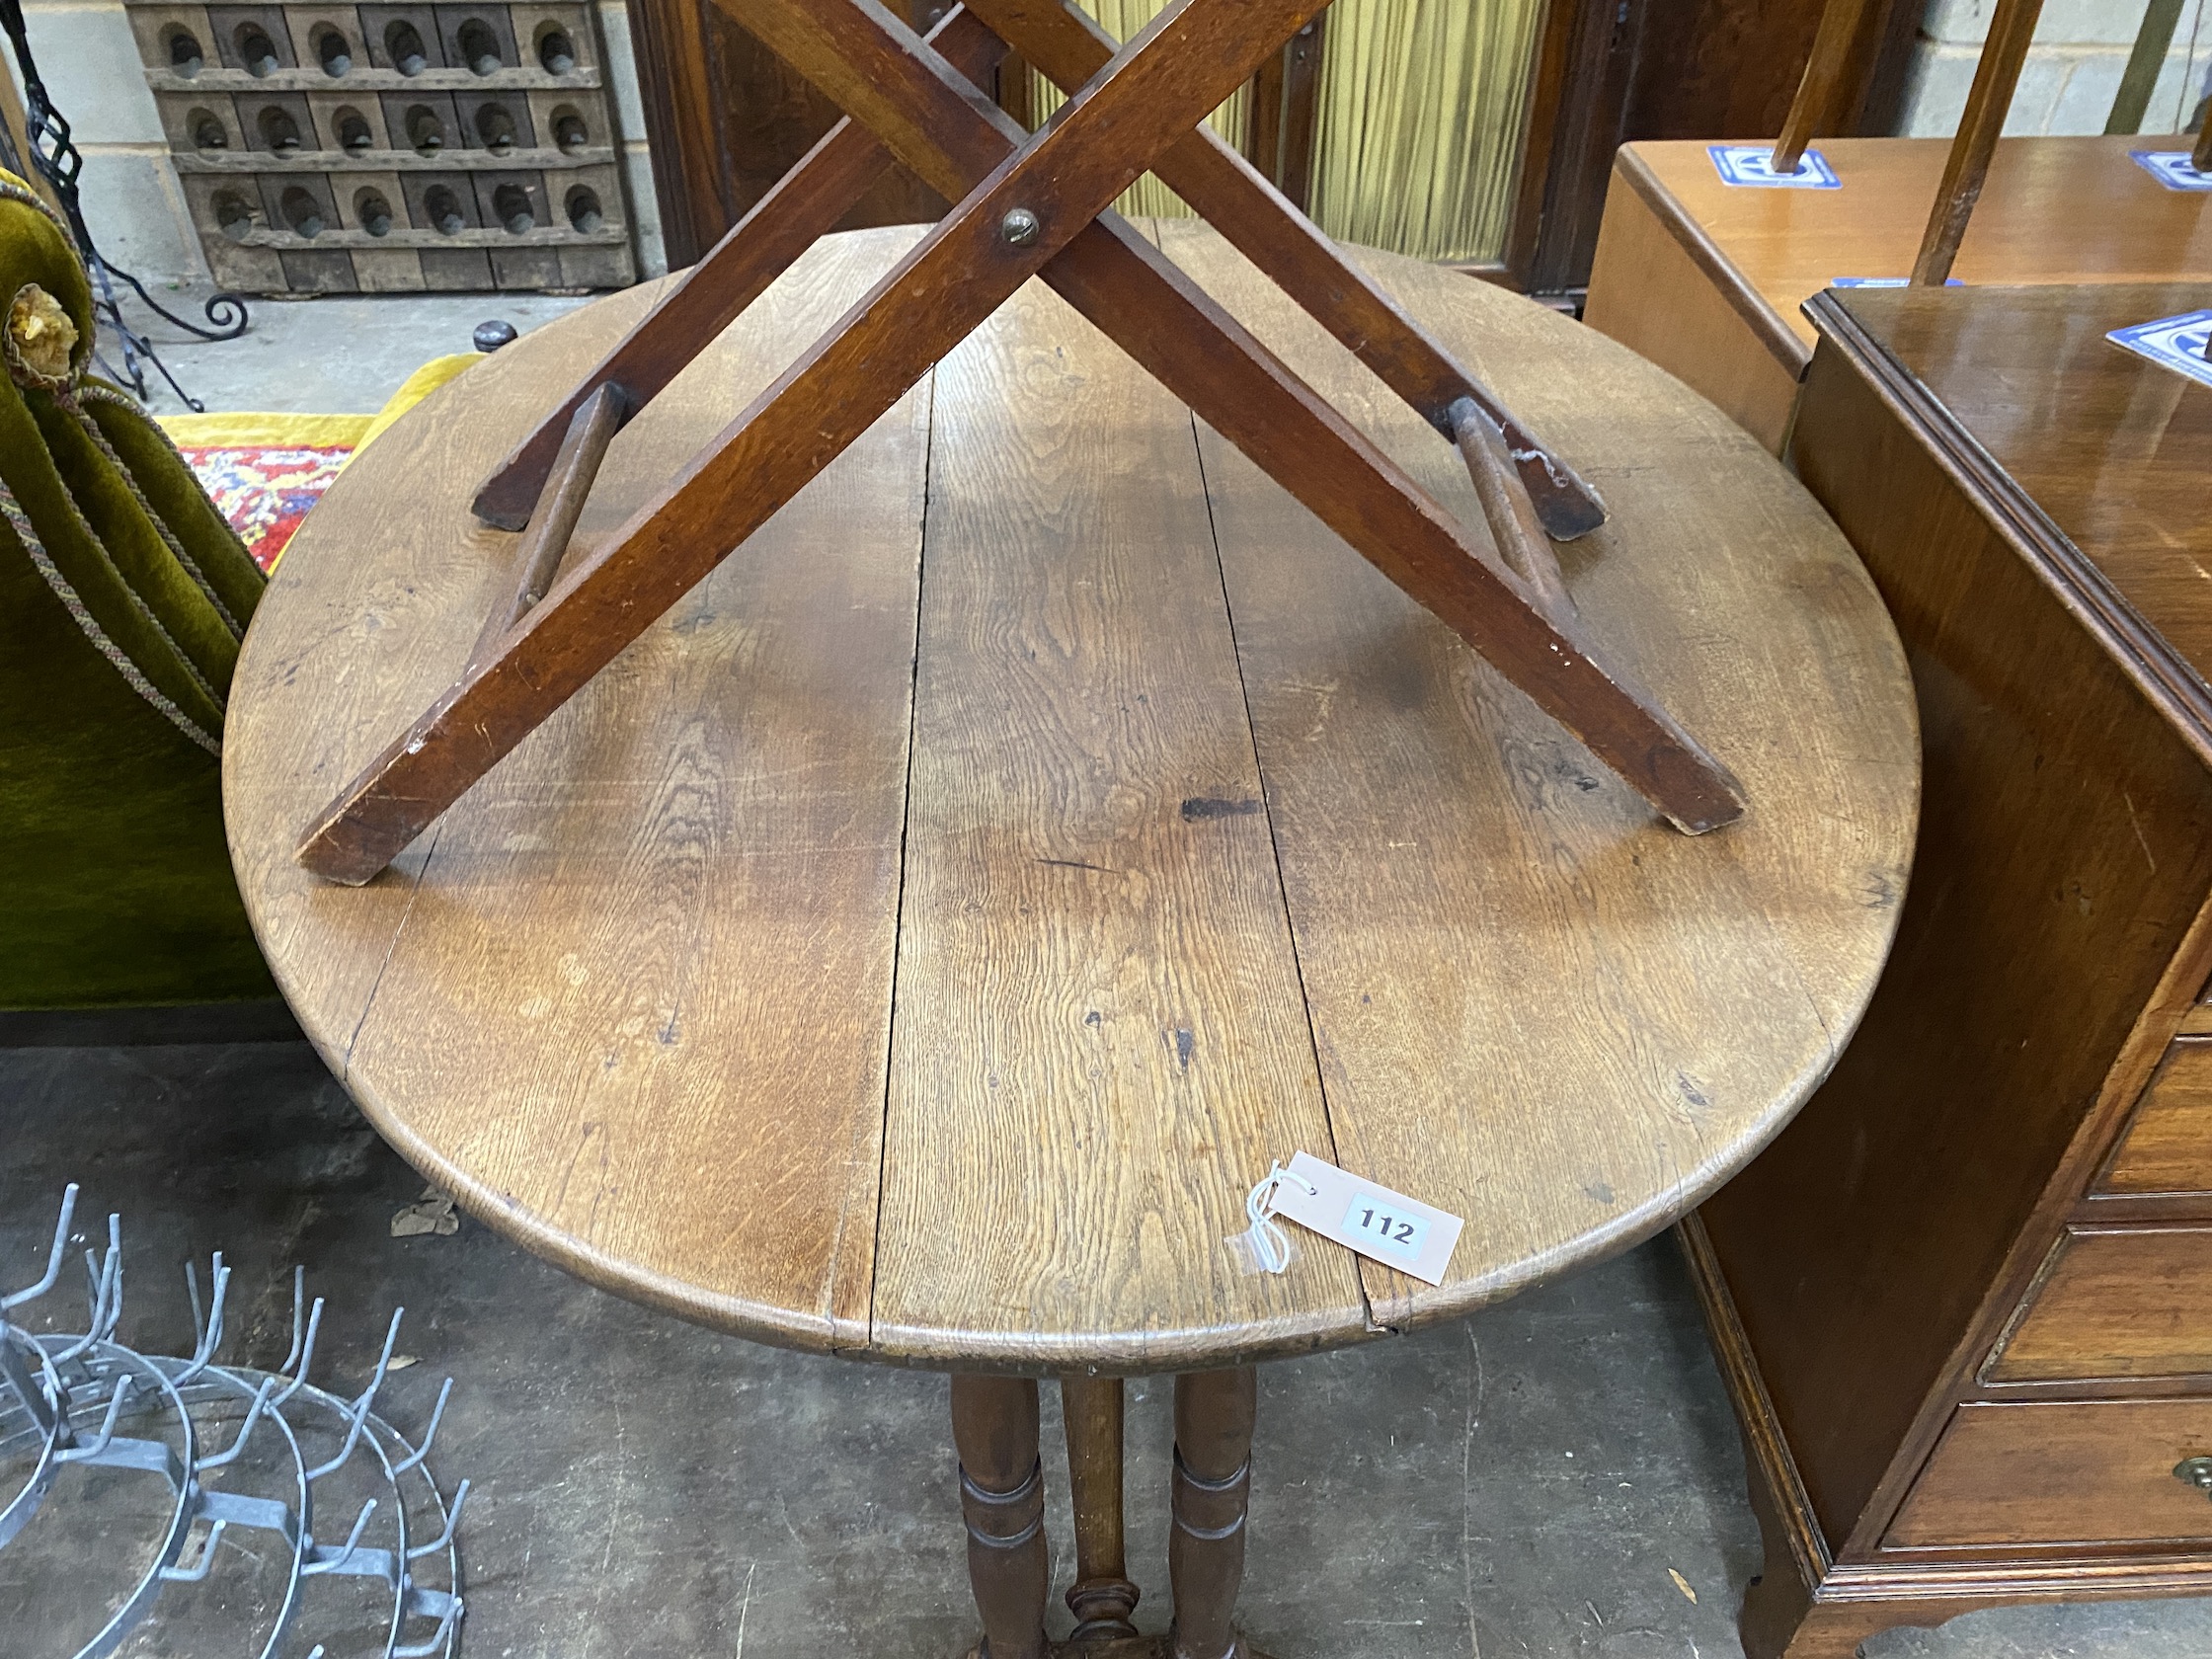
[1990,1226,2212,1382]
[959,0,1610,539]
[466,382,628,666]
[1449,398,1573,620]
[866,258,1364,1370]
[2102,1042,2212,1198]
[1061,1376,1139,1639]
[1771,0,1878,176]
[1602,134,2212,374]
[1885,1399,2212,1546]
[670,0,1732,828]
[1911,0,2043,286]
[229,227,1916,1367]
[1853,283,2212,694]
[1160,219,1915,1334]
[235,232,931,1349]
[314,0,1732,881]
[295,0,1334,883]
[1705,289,2212,1554]
[470,4,1003,528]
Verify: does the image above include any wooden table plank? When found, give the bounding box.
[1158,221,1917,1331]
[868,265,1370,1371]
[229,230,931,1349]
[230,226,1917,1371]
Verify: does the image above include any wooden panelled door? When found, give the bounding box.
[623,0,947,265]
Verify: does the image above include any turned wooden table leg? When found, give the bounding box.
[1169,1367,1257,1659]
[952,1375,1050,1659]
[1061,1375,1141,1639]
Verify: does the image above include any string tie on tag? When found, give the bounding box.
[1243,1160,1317,1275]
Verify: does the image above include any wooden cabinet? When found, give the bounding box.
[1687,281,2212,1657]
[1583,136,2212,452]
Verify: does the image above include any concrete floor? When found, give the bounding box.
[5,285,2206,1658]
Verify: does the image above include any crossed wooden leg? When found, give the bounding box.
[296,0,1742,886]
[476,1,1601,541]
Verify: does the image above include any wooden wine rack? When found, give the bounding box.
[126,0,638,293]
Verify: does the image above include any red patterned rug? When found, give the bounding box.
[174,441,356,573]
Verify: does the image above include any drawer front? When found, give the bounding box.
[2099,1039,2212,1196]
[1887,1399,2212,1546]
[1990,1226,2212,1382]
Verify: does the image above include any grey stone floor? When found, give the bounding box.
[111,285,593,417]
[3,1032,2204,1659]
[11,283,2207,1657]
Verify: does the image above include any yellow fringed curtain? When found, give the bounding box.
[1308,0,1544,264]
[1028,0,1542,265]
[1027,0,1249,219]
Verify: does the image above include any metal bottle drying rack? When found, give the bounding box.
[2,1185,467,1657]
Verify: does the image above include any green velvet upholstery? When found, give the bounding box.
[0,171,273,1007]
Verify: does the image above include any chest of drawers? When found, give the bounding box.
[1687,281,2212,1656]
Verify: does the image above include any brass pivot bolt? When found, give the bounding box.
[1000,207,1040,247]
[2174,1457,2212,1498]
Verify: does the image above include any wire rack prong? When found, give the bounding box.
[2,1182,78,1311]
[391,1377,452,1476]
[353,1305,407,1413]
[158,1518,229,1583]
[48,1217,121,1367]
[278,1267,307,1375]
[406,1477,469,1562]
[1,1191,467,1659]
[394,1593,464,1658]
[175,1254,231,1386]
[302,1497,378,1576]
[53,1374,133,1463]
[276,1295,327,1406]
[195,1374,276,1474]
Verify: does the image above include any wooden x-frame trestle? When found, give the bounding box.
[296,0,1747,886]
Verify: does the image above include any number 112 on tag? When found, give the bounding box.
[1344,1200,1427,1261]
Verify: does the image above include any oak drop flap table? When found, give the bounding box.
[224,225,1918,1655]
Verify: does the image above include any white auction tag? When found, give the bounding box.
[1262,1151,1463,1286]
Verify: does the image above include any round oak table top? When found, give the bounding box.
[225,224,1918,1375]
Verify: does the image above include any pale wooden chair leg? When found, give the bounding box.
[1061,1376,1141,1640]
[1169,1368,1256,1659]
[1912,0,2043,286]
[1769,0,1876,177]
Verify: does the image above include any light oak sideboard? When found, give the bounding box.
[1584,135,2212,452]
